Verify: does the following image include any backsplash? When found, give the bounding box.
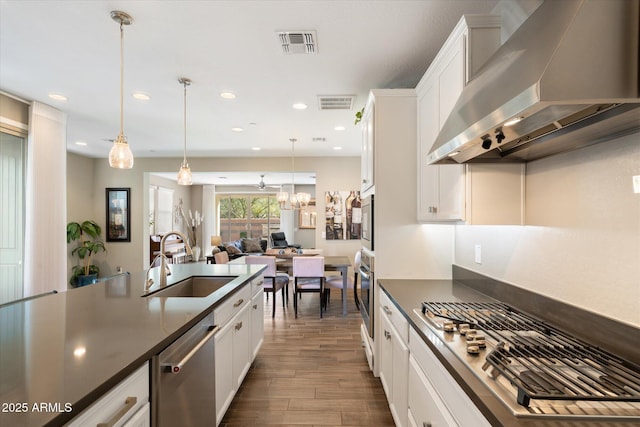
[453,133,640,327]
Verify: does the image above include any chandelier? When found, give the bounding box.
[276,138,310,210]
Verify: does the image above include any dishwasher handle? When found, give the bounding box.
[162,325,219,374]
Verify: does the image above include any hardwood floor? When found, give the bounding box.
[220,289,395,426]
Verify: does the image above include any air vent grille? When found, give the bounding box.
[278,31,317,54]
[317,95,355,110]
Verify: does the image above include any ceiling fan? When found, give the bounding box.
[256,174,279,191]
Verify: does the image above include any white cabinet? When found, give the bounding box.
[379,291,408,427]
[408,327,491,427]
[361,103,375,193]
[250,285,264,359]
[360,89,416,198]
[417,15,524,224]
[66,362,150,427]
[214,282,258,425]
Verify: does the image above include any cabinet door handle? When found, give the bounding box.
[96,396,137,427]
[383,306,392,315]
[428,206,437,213]
[384,330,391,340]
[235,321,243,331]
[423,422,432,427]
[162,325,220,374]
[234,298,244,307]
[362,178,368,184]
[253,304,258,310]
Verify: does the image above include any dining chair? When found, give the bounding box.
[245,256,288,317]
[324,250,360,310]
[292,256,325,318]
[213,251,230,264]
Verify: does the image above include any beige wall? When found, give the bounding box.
[67,154,361,281]
[454,134,640,327]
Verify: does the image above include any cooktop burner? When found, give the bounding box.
[414,302,640,419]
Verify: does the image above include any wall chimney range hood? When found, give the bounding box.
[427,0,640,165]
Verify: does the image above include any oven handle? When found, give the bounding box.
[358,265,371,281]
[162,325,219,374]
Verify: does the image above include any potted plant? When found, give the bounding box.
[67,220,107,287]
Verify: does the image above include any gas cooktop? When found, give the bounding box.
[414,301,640,420]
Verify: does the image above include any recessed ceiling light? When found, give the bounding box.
[231,127,244,132]
[333,146,343,150]
[48,93,67,101]
[220,92,236,99]
[251,147,261,151]
[75,141,87,146]
[132,92,150,100]
[334,126,345,131]
[292,102,308,110]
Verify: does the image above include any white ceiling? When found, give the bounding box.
[1,0,499,164]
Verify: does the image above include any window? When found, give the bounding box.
[149,186,174,235]
[217,194,281,242]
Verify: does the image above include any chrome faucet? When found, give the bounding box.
[145,231,193,291]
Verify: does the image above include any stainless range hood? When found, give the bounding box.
[427,0,640,165]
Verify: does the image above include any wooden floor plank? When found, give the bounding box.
[220,287,393,426]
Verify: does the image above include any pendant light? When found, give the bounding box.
[109,11,134,169]
[177,78,193,185]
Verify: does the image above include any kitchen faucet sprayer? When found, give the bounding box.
[144,231,193,291]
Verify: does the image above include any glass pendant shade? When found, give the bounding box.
[276,191,288,208]
[108,133,134,169]
[177,162,193,185]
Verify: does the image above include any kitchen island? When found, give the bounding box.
[0,263,265,427]
[379,277,640,427]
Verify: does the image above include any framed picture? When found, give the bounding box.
[106,188,131,242]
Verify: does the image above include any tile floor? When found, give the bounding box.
[220,287,394,426]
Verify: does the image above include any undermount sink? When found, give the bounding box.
[145,276,235,298]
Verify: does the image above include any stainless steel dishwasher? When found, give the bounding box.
[152,312,218,426]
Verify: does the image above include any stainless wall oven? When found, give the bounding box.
[358,250,374,338]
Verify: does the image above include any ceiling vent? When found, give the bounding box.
[317,95,355,110]
[277,31,317,54]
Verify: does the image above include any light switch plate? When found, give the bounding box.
[474,244,482,264]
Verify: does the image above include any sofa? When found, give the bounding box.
[213,237,268,259]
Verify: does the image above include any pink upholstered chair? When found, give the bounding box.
[245,256,288,317]
[292,256,325,318]
[324,250,360,310]
[213,251,230,264]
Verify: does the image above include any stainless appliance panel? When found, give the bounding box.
[359,250,374,338]
[154,313,218,426]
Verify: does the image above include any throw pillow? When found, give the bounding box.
[225,245,242,255]
[242,238,263,253]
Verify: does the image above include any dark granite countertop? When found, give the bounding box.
[379,279,640,427]
[0,263,265,427]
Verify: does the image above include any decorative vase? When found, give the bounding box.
[192,245,201,262]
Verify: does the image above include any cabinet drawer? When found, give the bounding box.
[251,276,264,296]
[214,284,251,326]
[66,362,149,427]
[379,290,408,343]
[408,355,457,427]
[409,328,490,427]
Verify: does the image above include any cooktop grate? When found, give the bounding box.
[421,302,640,408]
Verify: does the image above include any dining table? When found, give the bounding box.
[275,255,353,316]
